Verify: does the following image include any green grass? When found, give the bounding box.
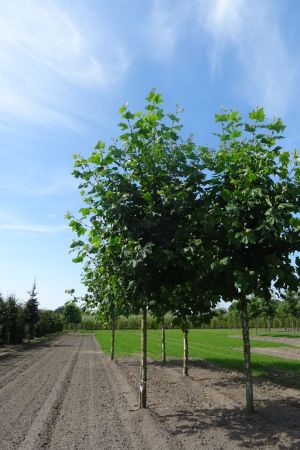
[257,330,300,338]
[84,328,300,388]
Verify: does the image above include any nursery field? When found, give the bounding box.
[2,332,300,449]
[89,328,300,387]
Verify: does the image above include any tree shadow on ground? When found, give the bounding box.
[151,398,300,449]
[150,356,300,390]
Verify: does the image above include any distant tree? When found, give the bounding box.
[24,280,39,340]
[259,297,279,334]
[63,302,82,328]
[248,297,263,335]
[0,293,6,346]
[35,310,64,337]
[283,290,300,337]
[5,295,25,344]
[277,299,290,331]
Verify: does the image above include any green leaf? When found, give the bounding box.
[88,153,102,164]
[118,122,128,130]
[279,151,290,166]
[249,107,265,122]
[142,192,152,202]
[215,113,229,123]
[124,111,135,120]
[290,217,300,231]
[167,113,179,123]
[267,118,286,133]
[79,207,91,217]
[118,104,127,114]
[244,123,256,133]
[72,255,84,263]
[230,129,242,139]
[94,141,105,151]
[91,236,100,246]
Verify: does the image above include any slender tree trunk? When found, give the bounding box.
[268,317,271,335]
[241,300,255,414]
[183,328,189,376]
[161,319,166,364]
[255,319,258,336]
[139,306,147,409]
[294,319,296,338]
[111,314,116,360]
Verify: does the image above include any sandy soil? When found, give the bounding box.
[1,333,300,449]
[0,333,177,450]
[250,335,300,360]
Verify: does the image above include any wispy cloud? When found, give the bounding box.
[197,0,296,115]
[149,0,191,58]
[0,0,130,128]
[0,223,68,233]
[149,0,297,115]
[0,167,78,197]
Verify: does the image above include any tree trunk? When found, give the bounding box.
[139,306,147,409]
[183,328,189,376]
[111,314,116,360]
[255,320,258,336]
[241,300,255,414]
[161,319,166,364]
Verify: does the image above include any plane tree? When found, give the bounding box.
[203,108,300,413]
[67,90,215,408]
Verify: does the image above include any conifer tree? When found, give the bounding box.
[24,280,39,340]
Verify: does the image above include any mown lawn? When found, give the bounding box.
[84,328,300,387]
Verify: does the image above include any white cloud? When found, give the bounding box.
[0,223,68,233]
[149,0,192,58]
[0,0,130,128]
[196,0,296,115]
[150,0,296,115]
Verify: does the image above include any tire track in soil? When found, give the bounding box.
[0,334,83,450]
[0,335,62,388]
[48,335,178,450]
[1,334,181,450]
[98,338,180,450]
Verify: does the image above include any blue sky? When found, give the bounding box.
[1,0,300,309]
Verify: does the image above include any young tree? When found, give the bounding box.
[248,296,263,335]
[204,108,300,413]
[283,290,300,337]
[24,280,39,340]
[67,90,212,408]
[63,302,82,329]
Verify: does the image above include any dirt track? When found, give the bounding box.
[1,333,300,449]
[0,334,176,450]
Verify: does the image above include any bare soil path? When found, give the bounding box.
[0,333,177,450]
[118,356,300,449]
[2,333,300,449]
[250,335,300,360]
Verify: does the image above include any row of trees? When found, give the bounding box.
[213,293,300,333]
[67,90,300,413]
[0,282,64,345]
